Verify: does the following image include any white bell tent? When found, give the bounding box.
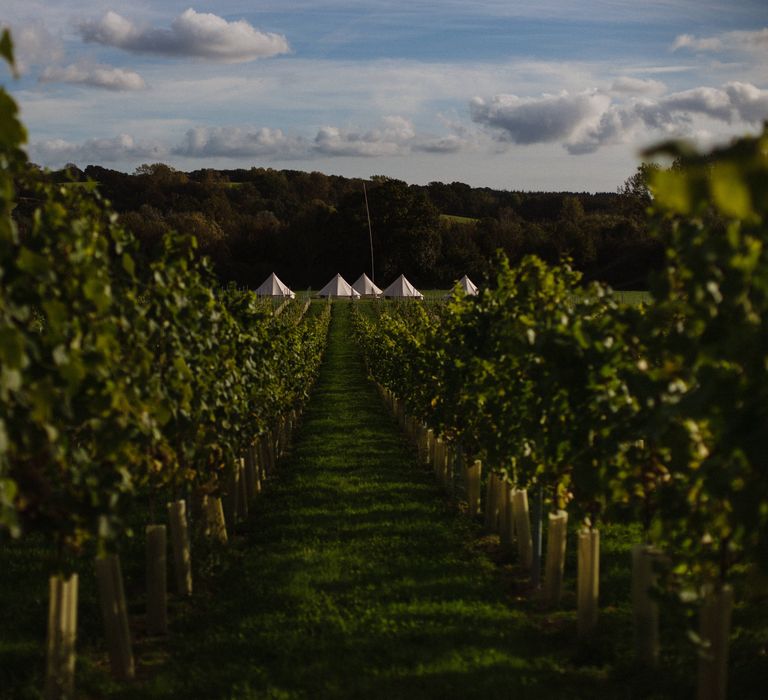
[352,273,383,297]
[318,273,361,298]
[255,272,295,298]
[382,274,424,299]
[458,275,479,296]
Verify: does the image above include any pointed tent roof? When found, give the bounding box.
[382,274,424,299]
[352,273,383,297]
[318,273,360,298]
[458,275,479,295]
[255,272,295,298]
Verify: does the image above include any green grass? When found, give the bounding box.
[441,214,480,225]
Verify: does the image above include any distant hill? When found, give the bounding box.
[31,163,659,290]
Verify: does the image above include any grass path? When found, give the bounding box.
[137,302,611,699]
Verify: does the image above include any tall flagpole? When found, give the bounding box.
[363,181,375,283]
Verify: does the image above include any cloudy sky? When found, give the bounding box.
[2,1,767,191]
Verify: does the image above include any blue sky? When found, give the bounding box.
[2,1,767,190]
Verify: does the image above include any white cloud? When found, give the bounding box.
[671,33,723,53]
[39,63,146,91]
[413,135,467,153]
[173,126,306,158]
[610,76,666,95]
[470,90,610,145]
[30,133,167,165]
[312,116,416,157]
[6,21,64,73]
[471,80,768,156]
[78,9,290,62]
[657,86,734,122]
[724,81,768,123]
[170,116,475,160]
[566,81,768,154]
[672,27,768,55]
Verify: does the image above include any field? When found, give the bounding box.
[3,301,767,699]
[440,214,481,225]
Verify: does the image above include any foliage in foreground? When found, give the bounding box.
[0,33,330,560]
[353,125,768,598]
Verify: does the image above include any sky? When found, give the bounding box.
[2,1,767,191]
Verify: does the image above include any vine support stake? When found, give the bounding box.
[168,500,193,596]
[484,471,495,530]
[44,573,78,700]
[500,482,515,549]
[224,465,240,530]
[203,495,228,545]
[145,525,168,635]
[245,446,259,498]
[512,489,533,570]
[95,554,134,680]
[632,544,660,667]
[543,510,568,606]
[237,457,249,520]
[466,459,482,516]
[531,485,543,587]
[577,527,600,637]
[697,584,733,700]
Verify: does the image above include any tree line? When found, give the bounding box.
[22,161,662,290]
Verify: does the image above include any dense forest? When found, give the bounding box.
[33,162,661,290]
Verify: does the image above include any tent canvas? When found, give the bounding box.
[382,274,424,299]
[318,273,360,298]
[458,275,479,295]
[256,272,295,298]
[352,273,383,297]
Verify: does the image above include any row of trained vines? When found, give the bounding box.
[352,127,768,700]
[0,33,330,698]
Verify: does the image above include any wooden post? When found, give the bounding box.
[484,471,495,529]
[577,528,600,637]
[203,495,228,544]
[433,439,444,481]
[285,413,292,447]
[224,465,240,530]
[426,429,435,468]
[632,544,660,666]
[280,415,289,454]
[543,510,569,606]
[493,473,506,536]
[145,525,168,635]
[258,437,269,481]
[267,429,277,473]
[444,447,454,493]
[237,458,249,520]
[252,443,263,493]
[500,482,515,548]
[273,421,280,460]
[697,584,734,700]
[244,448,257,500]
[44,573,78,700]
[531,485,544,588]
[168,500,193,596]
[512,489,533,569]
[466,459,481,516]
[95,554,134,680]
[418,425,428,464]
